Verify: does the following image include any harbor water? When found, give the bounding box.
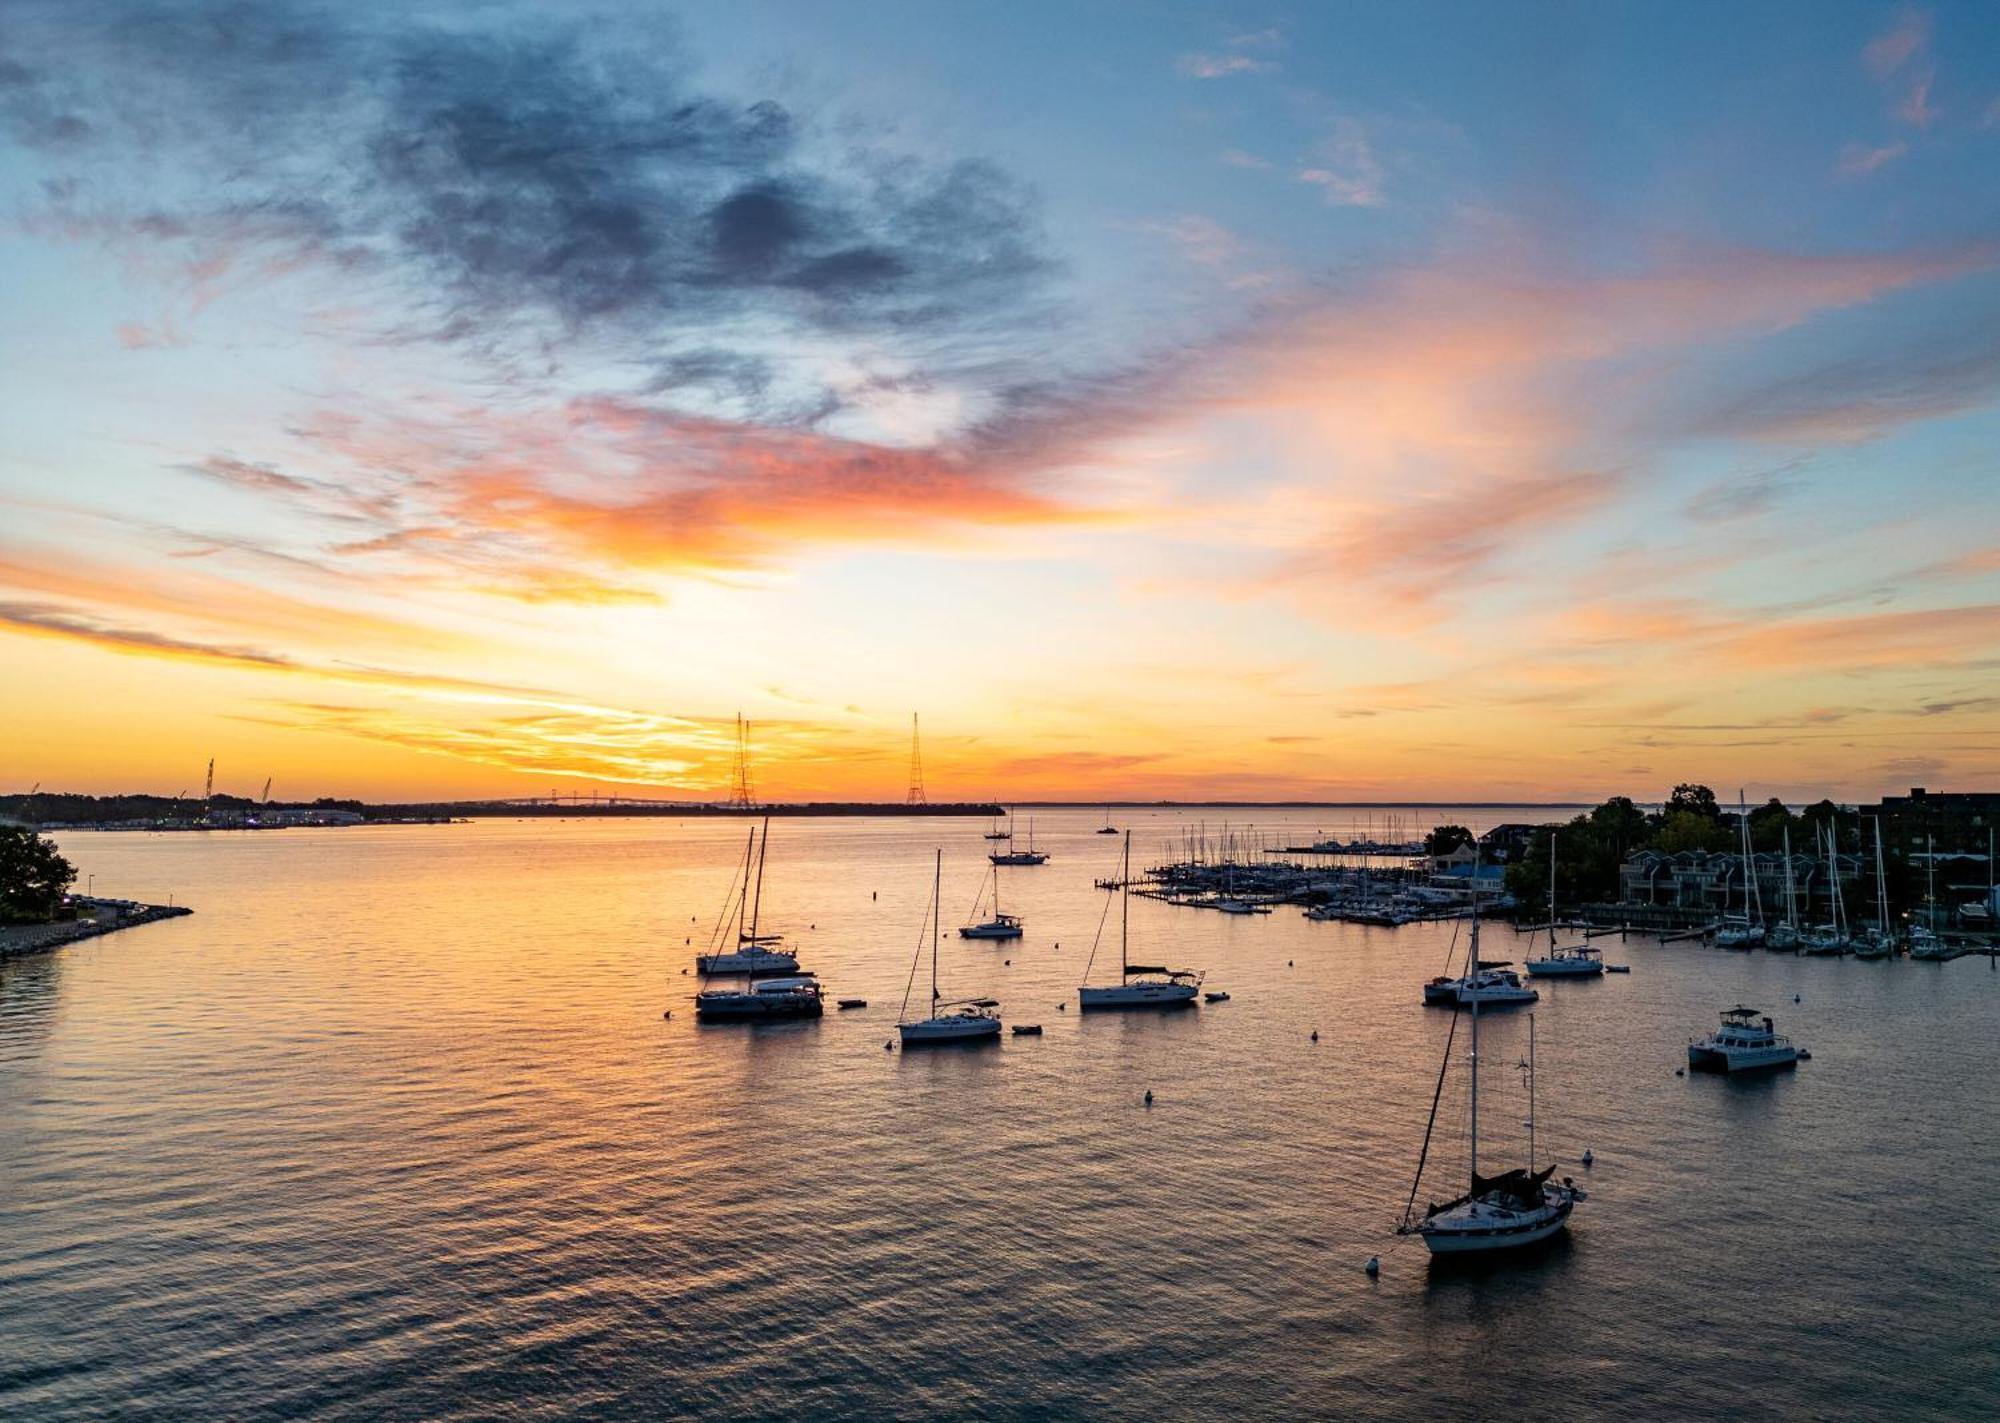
[3,809,1996,1420]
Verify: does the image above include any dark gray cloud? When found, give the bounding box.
[1,1,1055,383]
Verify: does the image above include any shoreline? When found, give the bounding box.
[0,904,192,961]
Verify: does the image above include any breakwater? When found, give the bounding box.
[0,903,192,961]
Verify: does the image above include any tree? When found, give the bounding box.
[0,826,77,923]
[1424,824,1474,857]
[1655,809,1731,855]
[1665,784,1722,822]
[1747,797,1795,853]
[1588,796,1649,861]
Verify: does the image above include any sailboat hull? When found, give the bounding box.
[1418,1198,1573,1255]
[1079,982,1200,1009]
[695,950,799,975]
[899,1016,1002,1043]
[1524,959,1603,977]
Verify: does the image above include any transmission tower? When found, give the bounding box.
[906,713,927,806]
[730,714,756,810]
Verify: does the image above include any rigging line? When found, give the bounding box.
[1438,916,1462,976]
[959,864,990,928]
[1400,1000,1463,1231]
[705,828,756,952]
[1077,846,1120,985]
[897,869,933,1024]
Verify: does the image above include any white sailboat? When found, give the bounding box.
[1801,822,1851,955]
[1768,824,1800,951]
[694,819,801,976]
[959,862,1024,940]
[990,816,1049,866]
[1525,832,1603,978]
[1854,817,1893,958]
[1714,789,1765,948]
[900,850,1002,1044]
[1397,985,1584,1255]
[1080,832,1203,1008]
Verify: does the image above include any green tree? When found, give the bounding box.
[1747,797,1795,853]
[1665,783,1722,821]
[0,826,77,923]
[1424,824,1474,857]
[1655,809,1731,855]
[1588,796,1650,861]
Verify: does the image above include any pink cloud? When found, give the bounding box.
[1864,10,1930,80]
[1837,141,1908,176]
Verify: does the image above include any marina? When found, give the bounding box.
[5,807,1998,1421]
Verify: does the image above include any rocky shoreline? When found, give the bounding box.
[0,904,192,960]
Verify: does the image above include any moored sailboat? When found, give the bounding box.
[1080,832,1203,1008]
[1525,832,1604,978]
[694,819,801,976]
[990,816,1049,866]
[1397,989,1584,1255]
[959,862,1024,939]
[900,850,1002,1044]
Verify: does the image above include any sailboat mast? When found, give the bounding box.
[1874,817,1889,936]
[1121,830,1132,974]
[1548,831,1558,950]
[1469,992,1481,1182]
[747,816,769,943]
[1783,824,1796,929]
[1528,1013,1536,1170]
[931,849,942,1007]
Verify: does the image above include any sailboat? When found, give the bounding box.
[1853,817,1893,958]
[1714,789,1765,948]
[1525,832,1603,977]
[1097,805,1118,834]
[990,816,1049,866]
[1909,834,1951,960]
[694,819,801,976]
[1801,822,1851,955]
[694,818,821,1019]
[899,850,1002,1043]
[984,808,1012,840]
[1080,832,1203,1007]
[959,862,1024,939]
[1397,979,1585,1255]
[1768,824,1800,951]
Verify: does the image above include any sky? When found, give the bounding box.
[2,0,1998,804]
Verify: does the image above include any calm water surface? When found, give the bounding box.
[4,809,1997,1420]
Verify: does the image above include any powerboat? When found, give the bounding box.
[1688,1006,1802,1073]
[1080,832,1204,1008]
[1455,965,1538,1007]
[900,849,1002,1045]
[694,974,823,1021]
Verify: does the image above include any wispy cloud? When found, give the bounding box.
[1177,53,1275,79]
[1297,118,1384,206]
[1837,140,1908,176]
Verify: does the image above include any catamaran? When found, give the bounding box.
[694,819,801,976]
[900,850,1002,1044]
[1080,832,1203,1008]
[694,973,824,1020]
[959,862,1024,940]
[1397,980,1585,1255]
[990,816,1049,866]
[1525,832,1604,978]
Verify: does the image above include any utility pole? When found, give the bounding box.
[906,713,927,806]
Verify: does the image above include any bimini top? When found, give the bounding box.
[752,976,820,994]
[939,997,1000,1009]
[1722,1005,1765,1021]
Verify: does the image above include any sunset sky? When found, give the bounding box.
[3,1,1998,803]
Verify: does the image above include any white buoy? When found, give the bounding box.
[1365,1256,1379,1277]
